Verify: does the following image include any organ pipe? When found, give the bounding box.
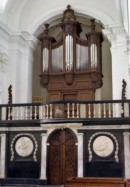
[65,35,73,71]
[42,47,49,72]
[40,6,102,74]
[90,44,97,68]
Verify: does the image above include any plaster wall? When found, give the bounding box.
[0,26,10,104]
[111,44,129,99]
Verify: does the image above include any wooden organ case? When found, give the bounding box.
[39,5,103,101]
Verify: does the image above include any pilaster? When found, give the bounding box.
[102,26,129,99]
[21,31,39,103]
[123,132,130,178]
[77,133,84,177]
[8,32,38,103]
[0,52,8,103]
[0,134,6,178]
[40,133,48,180]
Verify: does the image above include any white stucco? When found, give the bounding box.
[1,0,121,31]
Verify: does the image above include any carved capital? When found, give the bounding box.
[102,26,127,46]
[21,31,39,50]
[9,32,39,50]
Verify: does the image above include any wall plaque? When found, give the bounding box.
[15,136,34,157]
[93,135,114,157]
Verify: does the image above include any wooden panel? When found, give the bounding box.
[49,92,60,101]
[62,92,77,101]
[78,91,94,100]
[65,177,126,187]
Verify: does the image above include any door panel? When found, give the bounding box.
[48,129,77,185]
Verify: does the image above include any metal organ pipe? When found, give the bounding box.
[90,44,97,68]
[70,35,73,70]
[65,35,73,71]
[76,44,80,70]
[42,47,49,72]
[65,35,68,70]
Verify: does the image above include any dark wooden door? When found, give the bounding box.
[48,129,77,185]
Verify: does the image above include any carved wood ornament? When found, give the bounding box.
[39,5,103,101]
[48,129,77,185]
[8,85,12,104]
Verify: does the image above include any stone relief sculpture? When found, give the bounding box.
[15,136,34,157]
[10,133,38,161]
[88,132,119,162]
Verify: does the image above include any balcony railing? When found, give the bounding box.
[0,100,130,122]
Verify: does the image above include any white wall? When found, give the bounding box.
[0,24,10,104]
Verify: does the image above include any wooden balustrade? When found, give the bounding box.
[0,100,129,121]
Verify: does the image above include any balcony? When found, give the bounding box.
[0,100,130,126]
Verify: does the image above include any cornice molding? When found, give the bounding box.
[9,31,39,50]
[102,26,127,45]
[0,127,43,131]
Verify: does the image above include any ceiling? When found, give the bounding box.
[0,0,128,36]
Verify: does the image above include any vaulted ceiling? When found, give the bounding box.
[0,0,128,36]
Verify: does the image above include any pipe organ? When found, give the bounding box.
[39,5,103,101]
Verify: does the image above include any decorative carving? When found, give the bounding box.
[10,133,38,161]
[40,73,49,86]
[15,136,34,157]
[122,79,127,100]
[8,85,12,104]
[93,135,114,157]
[88,132,119,162]
[121,79,127,117]
[48,129,77,184]
[62,5,76,22]
[64,71,74,85]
